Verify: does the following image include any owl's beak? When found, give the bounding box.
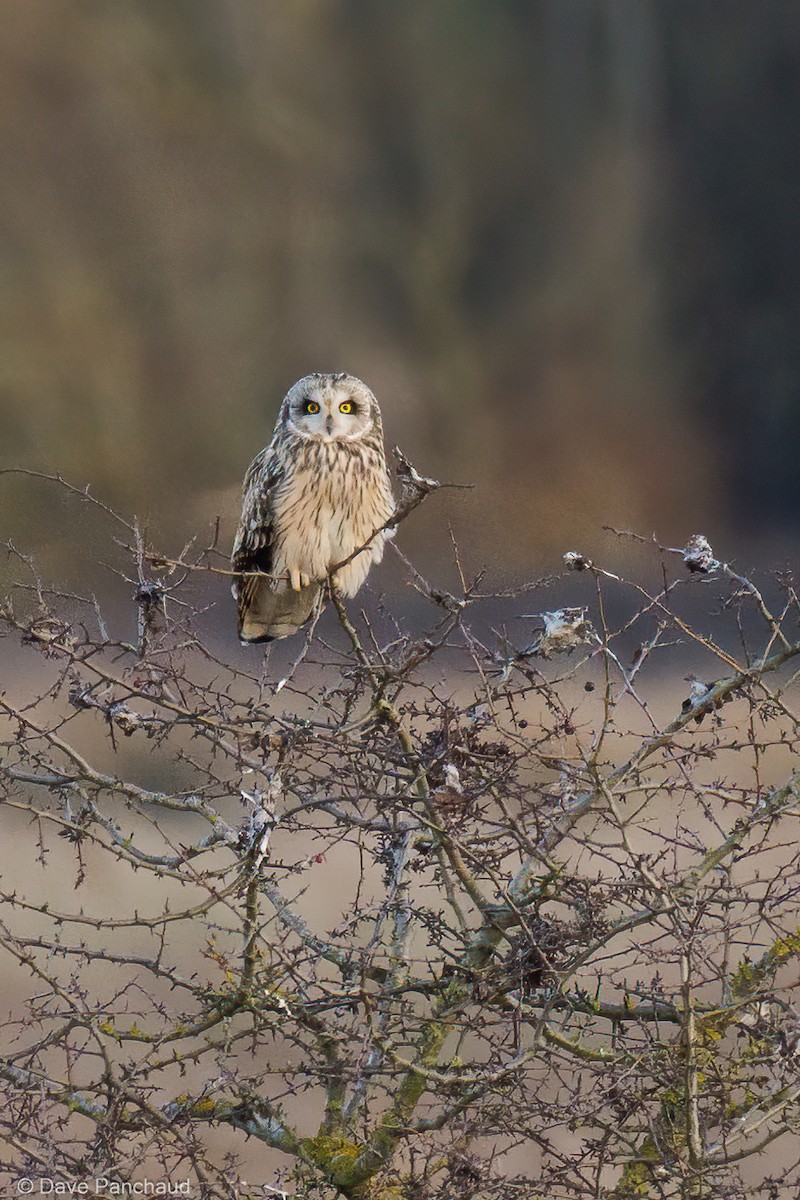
[325,415,334,436]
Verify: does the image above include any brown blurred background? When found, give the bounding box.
[2,0,799,579]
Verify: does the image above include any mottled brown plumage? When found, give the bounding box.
[232,373,395,641]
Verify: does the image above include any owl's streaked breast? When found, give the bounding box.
[271,440,394,595]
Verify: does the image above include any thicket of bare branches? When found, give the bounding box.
[2,477,800,1200]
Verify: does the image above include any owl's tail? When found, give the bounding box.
[237,578,322,642]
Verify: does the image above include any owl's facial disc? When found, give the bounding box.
[285,375,374,442]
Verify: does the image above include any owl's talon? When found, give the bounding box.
[289,569,302,592]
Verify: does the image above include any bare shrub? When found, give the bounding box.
[2,479,800,1199]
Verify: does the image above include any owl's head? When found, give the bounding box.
[281,373,381,443]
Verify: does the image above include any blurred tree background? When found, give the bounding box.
[2,0,799,577]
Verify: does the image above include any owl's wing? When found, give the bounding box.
[232,444,323,642]
[231,444,282,631]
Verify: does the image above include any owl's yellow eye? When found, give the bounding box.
[339,401,353,415]
[305,400,320,414]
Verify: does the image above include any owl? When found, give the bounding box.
[232,373,396,641]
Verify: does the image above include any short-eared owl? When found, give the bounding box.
[232,373,395,641]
